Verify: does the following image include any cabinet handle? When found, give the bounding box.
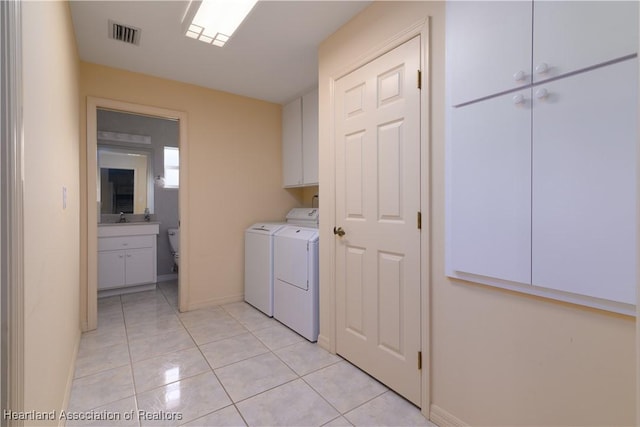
[119,255,124,258]
[535,62,549,75]
[513,70,527,82]
[122,243,128,246]
[127,254,132,258]
[512,94,526,105]
[535,88,549,100]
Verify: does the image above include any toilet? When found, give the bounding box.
[167,228,179,269]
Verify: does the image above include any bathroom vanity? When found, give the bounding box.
[97,222,160,296]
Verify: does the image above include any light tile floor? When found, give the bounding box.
[67,281,434,427]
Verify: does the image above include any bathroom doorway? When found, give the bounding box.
[83,98,189,331]
[97,109,180,289]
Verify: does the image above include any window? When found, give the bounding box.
[164,146,179,188]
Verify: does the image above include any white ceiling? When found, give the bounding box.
[69,1,371,105]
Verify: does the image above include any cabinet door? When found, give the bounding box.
[533,1,638,83]
[448,91,532,284]
[532,59,637,304]
[446,1,532,106]
[282,97,303,187]
[98,251,125,289]
[125,248,156,285]
[302,89,319,185]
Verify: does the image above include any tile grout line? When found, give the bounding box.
[148,288,346,426]
[70,295,142,422]
[75,284,419,427]
[217,304,323,424]
[137,284,224,425]
[234,308,351,425]
[164,285,249,426]
[119,294,142,427]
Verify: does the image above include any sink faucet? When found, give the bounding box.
[118,212,127,223]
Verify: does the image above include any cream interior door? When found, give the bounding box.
[334,36,422,406]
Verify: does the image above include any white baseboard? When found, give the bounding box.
[317,334,332,352]
[98,283,156,298]
[430,404,468,427]
[184,293,244,311]
[157,273,178,282]
[60,329,82,426]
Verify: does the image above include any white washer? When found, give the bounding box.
[244,222,286,316]
[274,208,319,341]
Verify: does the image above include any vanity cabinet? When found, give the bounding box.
[98,223,159,291]
[446,1,638,313]
[282,88,318,187]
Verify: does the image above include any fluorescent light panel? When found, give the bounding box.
[186,0,257,47]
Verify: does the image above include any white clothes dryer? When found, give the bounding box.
[244,222,286,316]
[273,208,319,341]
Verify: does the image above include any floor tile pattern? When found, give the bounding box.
[68,281,433,426]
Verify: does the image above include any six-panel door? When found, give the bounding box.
[334,36,422,405]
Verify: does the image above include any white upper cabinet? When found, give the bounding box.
[282,97,303,187]
[533,1,638,82]
[447,1,638,106]
[302,89,319,185]
[532,59,637,304]
[447,1,532,106]
[449,90,532,284]
[446,1,638,313]
[282,88,319,187]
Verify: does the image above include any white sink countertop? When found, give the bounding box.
[98,222,160,237]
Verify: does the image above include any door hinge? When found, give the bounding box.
[417,70,422,90]
[417,211,422,230]
[418,351,422,370]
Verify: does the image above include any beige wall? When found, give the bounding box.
[22,0,81,419]
[79,63,303,312]
[302,185,319,208]
[318,2,636,425]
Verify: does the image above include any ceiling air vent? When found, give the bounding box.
[108,20,141,46]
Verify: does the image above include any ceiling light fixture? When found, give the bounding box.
[184,0,258,47]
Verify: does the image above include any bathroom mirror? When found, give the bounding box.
[98,146,154,214]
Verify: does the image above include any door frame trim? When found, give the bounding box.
[82,98,189,331]
[1,0,25,419]
[322,19,431,415]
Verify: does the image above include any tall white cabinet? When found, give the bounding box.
[446,1,638,314]
[449,91,532,285]
[531,60,637,304]
[282,88,318,187]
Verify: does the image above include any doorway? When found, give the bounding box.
[83,98,189,331]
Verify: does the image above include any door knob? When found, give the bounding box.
[513,70,527,82]
[512,94,526,105]
[333,226,346,237]
[535,88,549,100]
[535,62,549,75]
